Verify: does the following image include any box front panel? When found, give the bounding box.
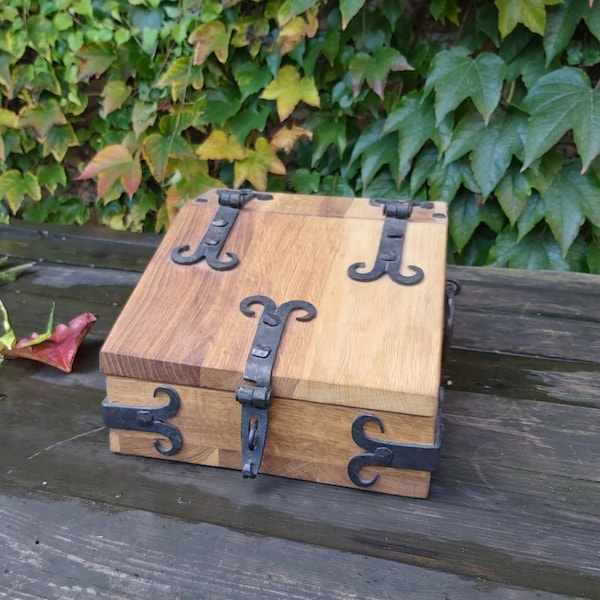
[105,376,439,498]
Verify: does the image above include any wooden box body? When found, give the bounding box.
[100,190,449,498]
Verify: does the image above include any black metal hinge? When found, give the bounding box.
[171,189,272,270]
[348,199,435,285]
[236,295,316,478]
[102,386,183,456]
[347,391,444,487]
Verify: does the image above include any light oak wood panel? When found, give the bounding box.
[101,191,448,416]
[105,376,438,498]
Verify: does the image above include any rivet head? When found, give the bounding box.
[205,237,219,246]
[251,345,271,358]
[212,218,228,227]
[380,251,397,262]
[262,314,281,327]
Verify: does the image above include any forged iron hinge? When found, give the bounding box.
[347,390,444,487]
[102,386,183,456]
[348,198,435,285]
[236,295,316,478]
[171,189,272,270]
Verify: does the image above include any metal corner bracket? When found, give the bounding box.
[102,386,182,456]
[347,389,444,487]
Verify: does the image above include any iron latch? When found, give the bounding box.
[348,198,434,285]
[102,386,183,456]
[171,189,272,270]
[347,389,444,487]
[236,295,316,478]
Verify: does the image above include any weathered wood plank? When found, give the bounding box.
[0,494,577,600]
[0,365,598,598]
[2,221,600,598]
[0,221,159,271]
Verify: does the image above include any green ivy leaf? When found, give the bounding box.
[142,133,194,183]
[189,21,231,64]
[383,93,435,176]
[448,189,483,253]
[522,67,600,173]
[37,164,67,194]
[232,60,271,100]
[428,159,472,204]
[197,89,243,127]
[156,56,204,101]
[359,131,399,187]
[340,0,366,28]
[495,0,563,38]
[230,105,270,143]
[410,146,438,196]
[443,111,485,165]
[132,101,157,138]
[588,234,600,273]
[544,0,600,65]
[19,99,67,142]
[349,48,412,99]
[42,123,79,162]
[424,47,505,124]
[76,44,116,81]
[517,192,546,241]
[471,107,526,198]
[101,80,132,117]
[305,114,347,166]
[488,227,569,270]
[277,0,320,26]
[0,170,42,213]
[291,168,321,194]
[496,163,531,226]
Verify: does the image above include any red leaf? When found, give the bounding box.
[2,313,98,373]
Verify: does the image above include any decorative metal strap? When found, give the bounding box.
[347,398,443,487]
[348,199,433,285]
[102,386,182,456]
[237,295,316,478]
[171,189,272,270]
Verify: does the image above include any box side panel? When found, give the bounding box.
[105,376,438,498]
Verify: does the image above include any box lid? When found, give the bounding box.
[100,190,448,417]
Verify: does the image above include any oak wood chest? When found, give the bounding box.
[100,189,454,498]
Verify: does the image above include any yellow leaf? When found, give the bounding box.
[189,21,231,65]
[274,7,319,55]
[196,130,247,161]
[260,65,320,120]
[234,137,286,190]
[270,124,313,153]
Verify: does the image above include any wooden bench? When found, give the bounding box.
[1,219,599,599]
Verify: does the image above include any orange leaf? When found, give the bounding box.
[77,145,133,180]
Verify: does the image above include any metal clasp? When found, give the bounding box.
[236,295,316,478]
[171,189,272,270]
[348,199,433,285]
[102,386,183,456]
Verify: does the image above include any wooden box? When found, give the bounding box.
[100,189,453,498]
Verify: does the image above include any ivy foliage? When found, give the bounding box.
[0,0,599,272]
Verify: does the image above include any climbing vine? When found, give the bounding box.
[0,0,599,272]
